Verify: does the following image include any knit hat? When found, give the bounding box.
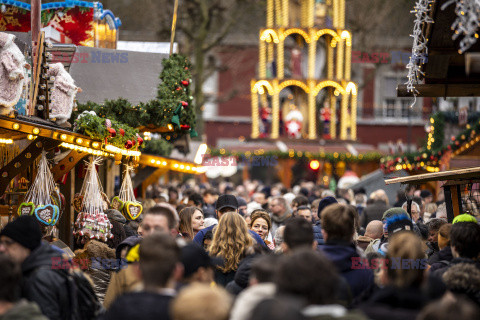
[386,214,413,235]
[382,207,410,221]
[453,214,478,224]
[0,215,42,251]
[317,196,338,219]
[105,209,126,224]
[420,189,433,199]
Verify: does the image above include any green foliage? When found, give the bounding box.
[73,113,139,149]
[142,139,173,156]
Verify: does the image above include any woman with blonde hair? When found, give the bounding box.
[250,210,274,250]
[179,206,204,240]
[209,212,254,286]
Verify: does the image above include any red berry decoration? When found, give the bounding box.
[137,136,143,146]
[181,80,189,86]
[180,125,191,130]
[131,138,136,146]
[181,101,188,107]
[119,128,125,137]
[184,67,189,70]
[108,128,116,138]
[125,140,133,149]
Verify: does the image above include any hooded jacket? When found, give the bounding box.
[313,222,324,245]
[20,244,71,320]
[428,246,453,272]
[319,242,373,298]
[0,300,48,320]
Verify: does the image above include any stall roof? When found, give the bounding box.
[69,47,168,105]
[385,166,480,185]
[139,153,204,175]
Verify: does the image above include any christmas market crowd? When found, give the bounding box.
[0,179,480,320]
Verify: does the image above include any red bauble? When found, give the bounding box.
[108,128,116,138]
[137,136,144,146]
[455,141,460,146]
[184,67,189,70]
[451,136,455,141]
[176,87,182,91]
[131,138,136,146]
[447,145,452,150]
[181,80,189,86]
[180,125,191,130]
[119,129,125,136]
[125,140,133,149]
[181,101,188,107]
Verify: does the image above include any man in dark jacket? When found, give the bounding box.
[312,196,337,245]
[0,216,71,320]
[319,204,374,298]
[360,190,389,228]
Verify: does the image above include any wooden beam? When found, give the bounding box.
[0,137,60,194]
[52,150,87,182]
[450,185,462,219]
[397,84,480,97]
[385,166,480,185]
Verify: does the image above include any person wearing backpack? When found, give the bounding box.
[0,216,100,320]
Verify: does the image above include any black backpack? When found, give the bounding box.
[64,268,105,320]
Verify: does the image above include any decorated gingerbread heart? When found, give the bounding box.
[35,204,58,226]
[124,201,143,220]
[111,196,124,211]
[17,202,35,216]
[51,205,60,225]
[73,193,83,212]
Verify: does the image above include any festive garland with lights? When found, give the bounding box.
[208,149,383,163]
[74,54,197,142]
[381,111,480,173]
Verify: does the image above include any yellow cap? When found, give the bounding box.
[126,244,140,262]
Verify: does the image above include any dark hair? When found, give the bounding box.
[292,196,309,207]
[443,263,480,305]
[0,255,20,302]
[418,297,480,320]
[179,207,203,240]
[250,298,306,320]
[321,204,355,242]
[296,205,311,212]
[284,217,314,250]
[426,218,447,233]
[139,232,180,288]
[250,254,280,283]
[450,222,480,259]
[203,188,218,197]
[275,249,339,305]
[146,205,178,230]
[189,193,204,207]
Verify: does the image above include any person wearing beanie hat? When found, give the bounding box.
[0,216,76,320]
[382,207,411,221]
[312,196,338,245]
[453,213,478,224]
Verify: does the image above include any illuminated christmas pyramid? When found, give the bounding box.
[251,0,357,141]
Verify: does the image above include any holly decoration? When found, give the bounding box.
[181,101,188,107]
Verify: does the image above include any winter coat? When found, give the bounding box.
[103,263,141,308]
[360,201,389,228]
[20,244,71,320]
[357,286,429,320]
[319,242,374,299]
[0,300,48,320]
[101,291,173,320]
[271,212,291,236]
[0,32,25,113]
[313,222,324,245]
[433,257,480,279]
[106,220,127,250]
[230,283,276,320]
[303,305,368,320]
[428,246,453,272]
[74,240,116,304]
[356,236,373,252]
[226,255,256,295]
[47,63,78,123]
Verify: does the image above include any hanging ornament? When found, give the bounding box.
[119,128,125,137]
[113,165,143,220]
[136,134,143,146]
[180,124,191,130]
[105,119,112,128]
[176,87,182,91]
[114,153,122,165]
[125,140,133,149]
[184,67,189,70]
[108,128,116,138]
[181,101,188,107]
[131,138,136,146]
[181,80,190,86]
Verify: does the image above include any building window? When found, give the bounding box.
[381,76,419,118]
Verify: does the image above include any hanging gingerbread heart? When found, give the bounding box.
[111,196,124,211]
[51,205,60,225]
[73,193,83,212]
[124,201,143,220]
[35,204,57,226]
[18,202,35,216]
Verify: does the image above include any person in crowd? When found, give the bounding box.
[282,217,315,253]
[105,204,179,307]
[250,210,274,250]
[429,223,452,269]
[249,298,307,320]
[358,232,430,320]
[187,193,204,209]
[297,206,313,223]
[171,284,232,320]
[413,196,425,222]
[202,230,213,251]
[193,195,266,248]
[402,201,421,223]
[378,213,414,255]
[237,197,248,217]
[105,209,127,249]
[0,216,77,320]
[179,243,216,287]
[273,226,285,253]
[230,255,279,320]
[310,199,321,222]
[360,190,389,228]
[74,239,116,304]
[269,196,292,235]
[442,263,480,307]
[357,220,383,251]
[418,296,480,320]
[355,193,368,217]
[313,196,338,246]
[168,187,179,206]
[420,189,434,205]
[0,255,48,320]
[102,232,182,320]
[425,218,446,258]
[433,221,480,277]
[178,207,204,241]
[424,203,437,223]
[253,192,269,210]
[202,188,218,218]
[291,195,309,216]
[452,213,478,224]
[275,249,367,319]
[208,212,254,286]
[319,204,374,298]
[393,189,407,208]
